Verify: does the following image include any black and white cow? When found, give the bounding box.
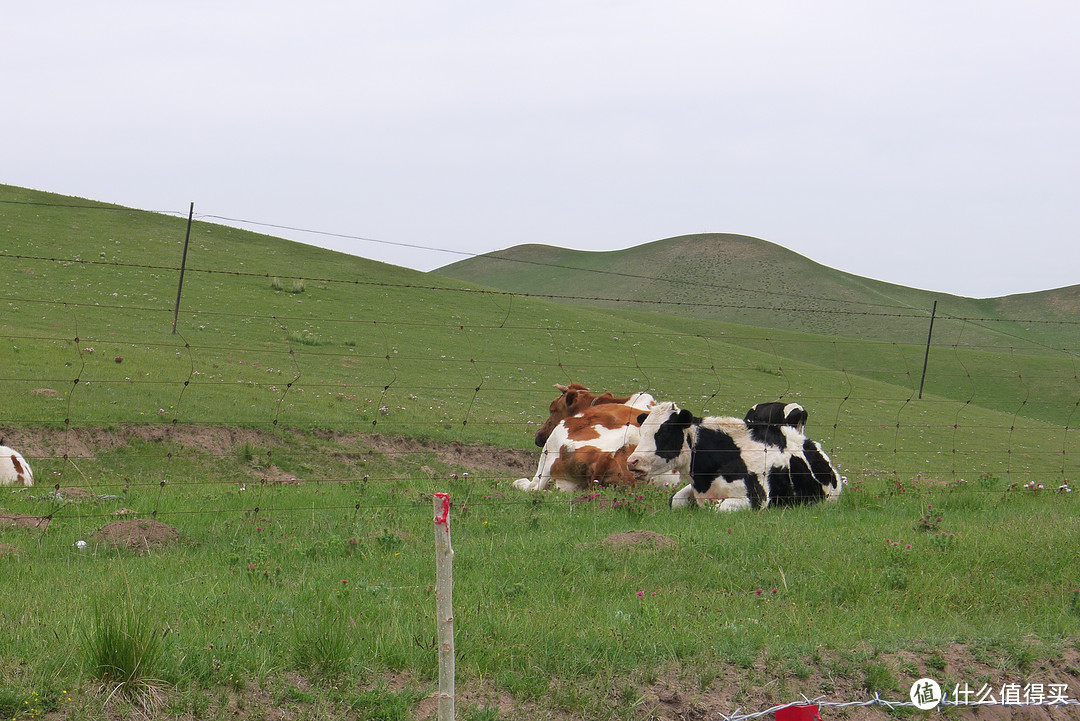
[744,401,807,447]
[625,402,841,511]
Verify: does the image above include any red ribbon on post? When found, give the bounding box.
[434,492,450,525]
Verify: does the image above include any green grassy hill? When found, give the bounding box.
[435,234,1080,351]
[2,184,1078,472]
[2,185,1079,721]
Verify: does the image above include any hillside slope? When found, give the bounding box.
[2,184,1076,436]
[435,234,1080,349]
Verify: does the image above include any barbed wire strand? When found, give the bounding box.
[6,197,1078,324]
[719,692,1080,721]
[6,248,1080,338]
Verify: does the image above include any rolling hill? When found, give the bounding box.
[2,184,1079,720]
[435,234,1080,350]
[2,182,1077,445]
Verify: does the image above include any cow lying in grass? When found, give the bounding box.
[0,445,34,487]
[626,402,840,510]
[515,387,811,495]
[514,384,679,492]
[532,382,651,447]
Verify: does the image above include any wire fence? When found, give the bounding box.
[3,195,1080,719]
[722,692,1080,720]
[3,197,1080,492]
[3,196,1078,585]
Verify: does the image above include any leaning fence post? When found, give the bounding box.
[171,201,194,334]
[918,300,938,399]
[433,493,455,721]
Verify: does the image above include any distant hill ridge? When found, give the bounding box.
[435,233,1080,346]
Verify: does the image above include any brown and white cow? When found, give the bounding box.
[533,382,645,447]
[514,384,678,492]
[0,445,34,487]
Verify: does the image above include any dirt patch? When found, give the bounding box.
[244,464,302,484]
[90,519,180,553]
[338,432,535,477]
[52,486,95,500]
[29,388,59,397]
[0,424,276,461]
[601,530,676,550]
[0,425,536,481]
[0,512,51,530]
[401,642,1080,720]
[126,425,273,455]
[636,645,1080,721]
[21,647,1078,721]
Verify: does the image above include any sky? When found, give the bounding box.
[5,1,1078,299]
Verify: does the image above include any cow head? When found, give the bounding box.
[626,401,695,480]
[533,383,635,447]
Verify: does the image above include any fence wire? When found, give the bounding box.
[721,692,1080,720]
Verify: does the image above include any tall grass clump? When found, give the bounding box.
[269,277,304,293]
[289,329,324,346]
[292,615,357,684]
[82,602,169,710]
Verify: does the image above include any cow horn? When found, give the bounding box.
[554,383,570,392]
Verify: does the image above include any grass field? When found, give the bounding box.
[1,185,1079,719]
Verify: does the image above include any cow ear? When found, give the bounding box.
[565,390,578,405]
[636,412,649,425]
[675,409,694,426]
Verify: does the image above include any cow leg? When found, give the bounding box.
[651,470,683,490]
[514,425,575,492]
[669,483,696,508]
[512,444,558,491]
[714,498,752,512]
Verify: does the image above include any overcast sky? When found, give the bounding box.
[5,1,1077,298]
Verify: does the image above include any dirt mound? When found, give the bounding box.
[0,513,51,530]
[91,519,180,553]
[602,530,676,550]
[53,486,95,500]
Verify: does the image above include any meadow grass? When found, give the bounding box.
[1,185,1079,717]
[1,435,1078,717]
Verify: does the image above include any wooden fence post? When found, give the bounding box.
[433,493,455,721]
[172,202,194,334]
[918,300,938,399]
